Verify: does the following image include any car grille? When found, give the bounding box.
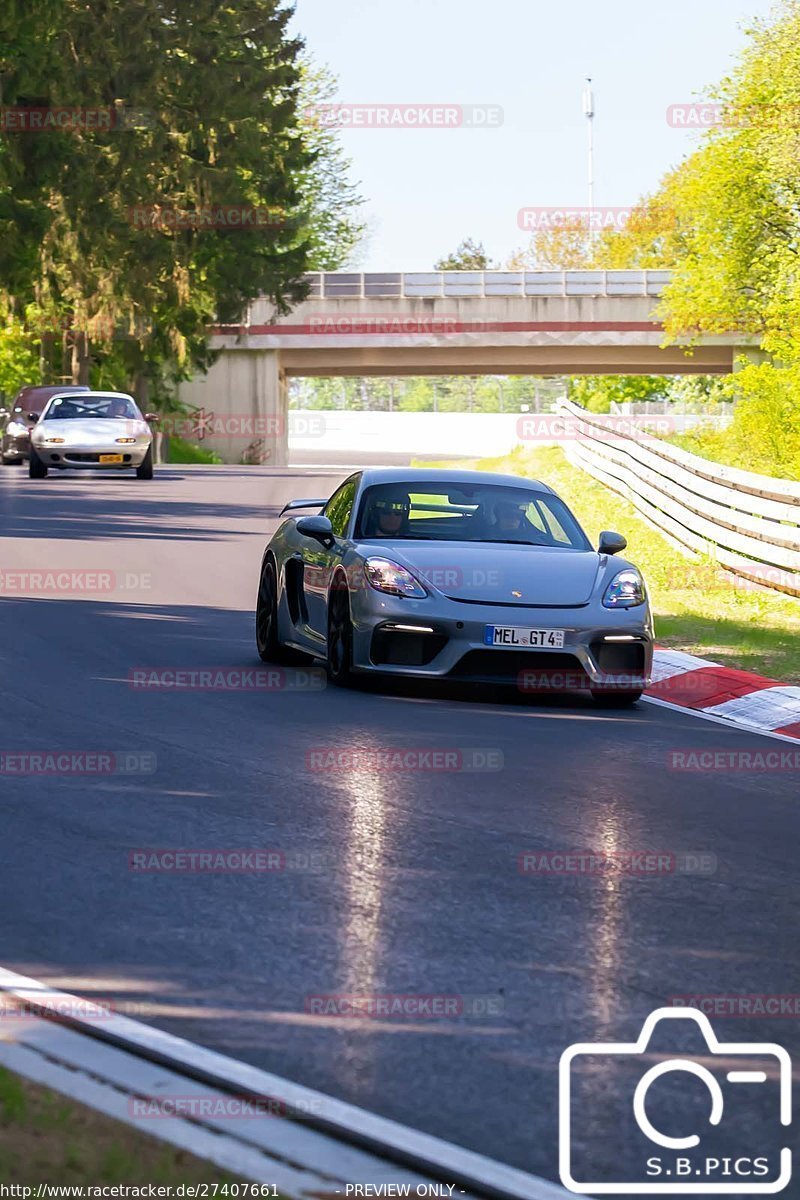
[590,640,646,674]
[444,594,590,609]
[371,627,448,667]
[449,649,587,684]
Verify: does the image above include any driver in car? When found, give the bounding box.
[107,397,133,418]
[493,500,528,536]
[367,494,410,537]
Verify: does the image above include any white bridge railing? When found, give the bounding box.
[303,270,670,300]
[556,399,800,598]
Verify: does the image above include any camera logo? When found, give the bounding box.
[559,1007,792,1194]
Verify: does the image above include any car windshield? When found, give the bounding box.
[44,396,140,421]
[355,481,592,550]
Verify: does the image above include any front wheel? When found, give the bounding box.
[591,689,643,707]
[29,448,47,479]
[136,446,154,479]
[327,578,354,687]
[255,557,284,662]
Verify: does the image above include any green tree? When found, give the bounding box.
[0,1,362,408]
[568,376,671,414]
[434,238,496,270]
[297,58,366,270]
[0,315,41,399]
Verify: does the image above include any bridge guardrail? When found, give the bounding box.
[303,270,670,300]
[555,399,800,598]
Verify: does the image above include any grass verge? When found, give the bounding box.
[167,435,223,465]
[0,1067,244,1185]
[414,445,800,684]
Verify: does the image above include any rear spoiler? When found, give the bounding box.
[279,497,328,517]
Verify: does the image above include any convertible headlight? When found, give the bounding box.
[6,420,28,437]
[41,437,66,444]
[364,557,427,598]
[603,568,646,609]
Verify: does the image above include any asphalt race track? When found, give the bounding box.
[1,463,797,1189]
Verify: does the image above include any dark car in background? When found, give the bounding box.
[0,385,91,464]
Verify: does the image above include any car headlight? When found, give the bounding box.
[41,437,66,444]
[603,568,646,609]
[6,420,28,437]
[364,557,427,598]
[115,438,136,444]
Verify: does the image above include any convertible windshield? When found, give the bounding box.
[355,482,592,550]
[44,396,140,421]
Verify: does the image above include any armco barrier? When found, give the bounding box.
[555,399,800,598]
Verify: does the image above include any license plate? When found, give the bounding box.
[99,454,124,463]
[484,625,565,649]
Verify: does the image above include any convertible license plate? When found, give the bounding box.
[99,454,124,463]
[484,626,565,649]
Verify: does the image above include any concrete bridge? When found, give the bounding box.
[176,270,759,465]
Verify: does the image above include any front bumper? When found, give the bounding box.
[350,592,653,692]
[2,432,30,460]
[32,440,150,468]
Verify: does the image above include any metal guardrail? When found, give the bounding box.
[0,966,570,1200]
[304,270,670,300]
[556,399,800,598]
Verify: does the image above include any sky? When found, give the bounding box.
[289,0,779,271]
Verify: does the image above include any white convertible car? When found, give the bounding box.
[29,391,158,480]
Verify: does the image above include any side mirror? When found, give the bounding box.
[26,412,40,423]
[0,409,8,420]
[598,530,627,556]
[144,412,160,423]
[296,514,335,549]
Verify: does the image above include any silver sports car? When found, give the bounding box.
[28,391,158,479]
[255,468,654,704]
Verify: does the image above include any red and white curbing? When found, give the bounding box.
[647,648,800,741]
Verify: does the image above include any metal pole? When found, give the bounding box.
[583,77,595,249]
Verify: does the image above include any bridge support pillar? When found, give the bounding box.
[176,349,288,465]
